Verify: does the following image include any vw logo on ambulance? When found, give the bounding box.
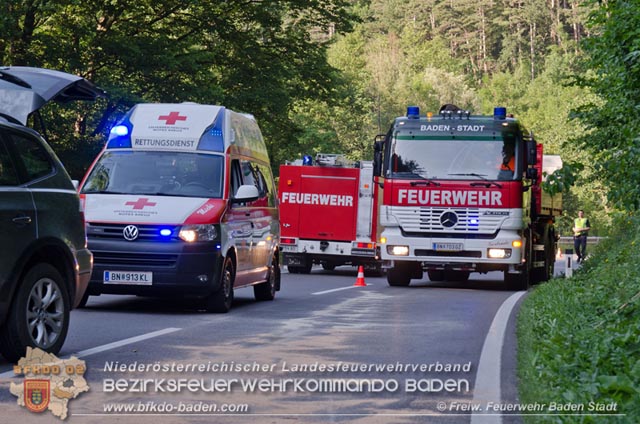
[123,225,139,241]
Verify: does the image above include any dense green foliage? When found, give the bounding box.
[1,0,636,225]
[518,214,640,423]
[572,0,640,211]
[0,0,355,175]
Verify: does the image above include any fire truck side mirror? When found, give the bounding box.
[373,138,384,177]
[526,140,537,166]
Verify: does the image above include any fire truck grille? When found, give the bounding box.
[391,207,507,234]
[414,250,482,258]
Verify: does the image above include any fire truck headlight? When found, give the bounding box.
[179,224,218,242]
[488,248,512,259]
[388,245,410,256]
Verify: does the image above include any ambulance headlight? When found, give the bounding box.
[179,224,217,242]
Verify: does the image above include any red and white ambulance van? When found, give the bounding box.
[79,103,280,312]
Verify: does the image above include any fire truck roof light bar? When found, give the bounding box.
[407,106,420,119]
[494,107,507,120]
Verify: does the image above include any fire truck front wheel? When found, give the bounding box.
[387,263,413,287]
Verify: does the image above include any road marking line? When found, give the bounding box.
[0,327,181,379]
[312,285,372,295]
[470,291,527,424]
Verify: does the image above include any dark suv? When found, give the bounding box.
[0,67,103,362]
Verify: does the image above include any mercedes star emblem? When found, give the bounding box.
[440,211,458,228]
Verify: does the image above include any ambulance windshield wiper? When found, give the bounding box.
[82,189,129,194]
[448,173,502,188]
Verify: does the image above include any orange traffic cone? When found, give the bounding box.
[354,266,367,286]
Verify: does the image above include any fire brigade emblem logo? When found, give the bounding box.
[123,225,139,241]
[440,211,458,228]
[24,380,50,413]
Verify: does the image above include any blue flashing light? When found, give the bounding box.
[469,215,479,231]
[160,228,172,237]
[494,107,507,120]
[110,125,129,136]
[302,155,313,166]
[106,115,133,149]
[198,109,225,152]
[407,106,420,119]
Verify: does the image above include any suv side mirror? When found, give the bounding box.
[232,185,259,204]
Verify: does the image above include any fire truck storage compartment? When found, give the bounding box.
[280,166,359,242]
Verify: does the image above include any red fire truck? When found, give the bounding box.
[372,106,561,289]
[278,154,380,274]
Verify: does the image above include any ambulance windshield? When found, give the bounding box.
[81,151,224,198]
[388,136,518,181]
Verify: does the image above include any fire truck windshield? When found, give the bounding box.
[388,136,519,181]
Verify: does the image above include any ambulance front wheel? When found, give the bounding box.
[204,257,234,313]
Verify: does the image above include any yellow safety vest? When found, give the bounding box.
[574,217,588,236]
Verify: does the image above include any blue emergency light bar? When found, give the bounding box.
[198,109,225,152]
[494,107,507,120]
[106,116,133,148]
[407,106,420,119]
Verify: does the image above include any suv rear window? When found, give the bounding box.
[11,132,54,181]
[0,141,19,185]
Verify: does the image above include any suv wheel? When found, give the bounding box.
[0,263,70,362]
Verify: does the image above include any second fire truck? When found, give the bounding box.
[278,154,380,274]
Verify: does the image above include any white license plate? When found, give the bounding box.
[433,242,463,252]
[104,271,153,285]
[282,245,297,252]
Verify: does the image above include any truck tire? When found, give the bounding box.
[504,270,529,291]
[532,228,554,284]
[204,257,234,313]
[444,271,470,282]
[288,262,312,274]
[0,263,70,363]
[322,263,336,271]
[387,263,412,287]
[427,270,445,281]
[254,255,278,301]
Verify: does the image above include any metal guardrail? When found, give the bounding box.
[558,236,605,245]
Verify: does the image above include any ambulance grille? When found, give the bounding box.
[92,251,178,268]
[390,207,507,234]
[87,223,179,240]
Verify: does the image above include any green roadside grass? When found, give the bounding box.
[517,214,640,423]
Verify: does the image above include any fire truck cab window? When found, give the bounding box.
[389,133,520,181]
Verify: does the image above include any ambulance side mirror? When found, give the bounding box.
[232,185,259,204]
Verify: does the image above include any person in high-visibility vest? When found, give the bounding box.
[498,143,516,180]
[572,210,591,263]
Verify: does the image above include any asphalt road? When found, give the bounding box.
[0,264,571,423]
